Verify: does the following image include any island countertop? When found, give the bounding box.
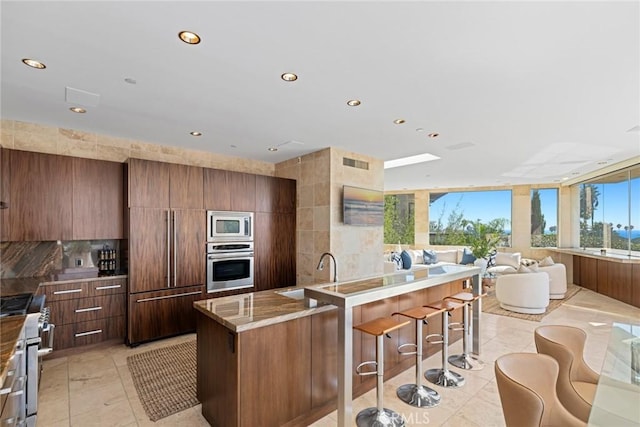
[193,287,335,333]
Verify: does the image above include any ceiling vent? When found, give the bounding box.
[343,157,369,170]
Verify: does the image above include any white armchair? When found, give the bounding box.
[495,272,550,314]
[539,263,567,299]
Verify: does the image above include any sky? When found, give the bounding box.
[429,177,639,234]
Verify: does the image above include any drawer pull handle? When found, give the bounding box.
[75,329,102,338]
[136,291,201,303]
[95,285,121,290]
[53,289,83,295]
[75,306,102,313]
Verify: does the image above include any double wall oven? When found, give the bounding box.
[206,211,254,293]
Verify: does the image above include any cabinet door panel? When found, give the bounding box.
[169,164,203,209]
[129,207,169,293]
[9,150,73,241]
[0,147,10,242]
[73,157,124,239]
[254,212,296,291]
[127,286,203,344]
[203,168,230,210]
[229,171,255,212]
[128,158,169,208]
[172,209,205,288]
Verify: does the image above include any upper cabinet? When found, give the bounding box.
[72,157,124,240]
[128,158,203,209]
[2,149,126,242]
[7,150,73,241]
[204,169,255,212]
[255,175,296,213]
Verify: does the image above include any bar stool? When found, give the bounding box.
[444,292,485,370]
[424,299,466,388]
[392,306,447,407]
[354,317,411,427]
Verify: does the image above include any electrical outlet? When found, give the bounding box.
[75,258,83,267]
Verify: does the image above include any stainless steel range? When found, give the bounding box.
[0,293,54,426]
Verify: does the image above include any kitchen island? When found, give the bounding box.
[194,264,481,427]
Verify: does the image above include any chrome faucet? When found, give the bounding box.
[316,252,338,282]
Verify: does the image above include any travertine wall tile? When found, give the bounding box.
[313,182,330,206]
[297,184,314,208]
[297,208,313,231]
[57,138,97,159]
[313,206,330,231]
[0,128,14,148]
[14,121,58,137]
[297,230,314,255]
[14,131,57,154]
[97,144,130,162]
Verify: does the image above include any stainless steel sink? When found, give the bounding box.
[275,288,318,307]
[275,288,305,300]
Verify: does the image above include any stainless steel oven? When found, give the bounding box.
[206,242,254,293]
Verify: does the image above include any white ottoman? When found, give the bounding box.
[495,272,550,314]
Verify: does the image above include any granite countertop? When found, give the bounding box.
[194,287,335,333]
[551,248,640,264]
[0,315,25,385]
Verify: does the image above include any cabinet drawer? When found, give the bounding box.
[89,278,126,296]
[55,316,125,349]
[48,294,125,325]
[42,282,89,301]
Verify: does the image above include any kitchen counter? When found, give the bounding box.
[551,248,640,264]
[0,315,25,385]
[194,287,335,332]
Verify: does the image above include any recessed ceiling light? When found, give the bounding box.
[69,107,86,113]
[190,131,202,136]
[428,133,440,139]
[268,147,278,152]
[230,144,237,148]
[384,152,440,169]
[347,99,361,107]
[562,177,569,180]
[22,58,46,69]
[416,128,424,132]
[124,77,137,84]
[281,73,298,82]
[393,119,406,124]
[178,31,200,45]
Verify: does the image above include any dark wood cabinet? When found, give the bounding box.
[128,285,204,344]
[40,277,127,350]
[255,175,296,213]
[254,212,296,291]
[0,147,9,242]
[127,159,206,345]
[72,157,124,239]
[573,255,638,308]
[7,150,73,241]
[203,168,255,212]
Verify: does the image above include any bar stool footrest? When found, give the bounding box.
[397,342,418,356]
[425,333,443,345]
[396,383,441,408]
[356,407,406,427]
[355,360,378,376]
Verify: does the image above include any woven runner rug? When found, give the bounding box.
[127,340,198,421]
[482,283,582,322]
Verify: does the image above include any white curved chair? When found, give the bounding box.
[538,263,567,299]
[495,272,550,314]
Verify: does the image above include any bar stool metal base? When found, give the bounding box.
[396,384,441,408]
[448,353,485,370]
[425,368,465,388]
[356,407,406,427]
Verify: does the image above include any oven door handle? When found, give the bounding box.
[38,323,55,357]
[208,252,254,260]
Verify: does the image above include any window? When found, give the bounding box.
[384,194,415,244]
[531,188,558,247]
[429,190,511,246]
[578,165,639,255]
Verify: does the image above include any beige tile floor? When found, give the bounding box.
[38,287,640,427]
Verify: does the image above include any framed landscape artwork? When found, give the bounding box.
[343,185,384,226]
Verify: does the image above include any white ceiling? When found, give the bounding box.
[1,1,639,191]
